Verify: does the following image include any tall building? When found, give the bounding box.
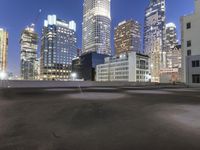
[166,23,178,50]
[181,0,200,86]
[144,0,166,82]
[40,15,77,81]
[114,20,141,55]
[20,25,38,80]
[82,0,111,55]
[0,28,8,73]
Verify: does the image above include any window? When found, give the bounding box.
[186,22,191,29]
[187,40,191,47]
[192,74,200,83]
[192,60,200,67]
[187,50,191,56]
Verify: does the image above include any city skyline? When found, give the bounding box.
[0,0,194,75]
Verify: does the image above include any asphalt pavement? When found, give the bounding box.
[0,87,200,150]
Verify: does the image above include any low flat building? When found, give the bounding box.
[160,68,181,83]
[96,52,150,82]
[72,52,108,81]
[160,45,182,83]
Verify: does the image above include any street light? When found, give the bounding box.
[71,73,77,81]
[0,72,7,80]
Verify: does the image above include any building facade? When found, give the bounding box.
[72,52,108,81]
[0,28,8,73]
[181,0,200,86]
[165,23,178,50]
[114,20,141,55]
[20,25,38,80]
[166,45,182,69]
[96,52,150,82]
[144,0,166,82]
[40,15,77,81]
[82,0,111,55]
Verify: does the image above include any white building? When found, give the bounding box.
[181,0,200,86]
[96,52,150,82]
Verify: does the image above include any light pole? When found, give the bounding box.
[0,72,7,88]
[71,73,77,81]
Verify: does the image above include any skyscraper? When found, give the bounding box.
[114,20,141,55]
[0,28,8,73]
[20,25,38,80]
[82,0,111,55]
[166,23,178,50]
[144,0,166,82]
[40,15,77,81]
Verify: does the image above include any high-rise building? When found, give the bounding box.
[144,0,166,82]
[0,28,8,73]
[20,25,38,80]
[40,15,77,81]
[82,0,111,55]
[166,23,178,50]
[181,0,200,86]
[114,20,141,55]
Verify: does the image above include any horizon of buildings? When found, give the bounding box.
[0,0,199,86]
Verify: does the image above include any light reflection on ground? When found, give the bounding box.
[67,92,126,100]
[156,105,200,133]
[126,90,172,94]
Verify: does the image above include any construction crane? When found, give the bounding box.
[31,9,42,29]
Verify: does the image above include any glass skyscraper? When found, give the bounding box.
[0,28,8,73]
[144,0,166,82]
[40,15,77,81]
[82,0,111,55]
[20,25,38,80]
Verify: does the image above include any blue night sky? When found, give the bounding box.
[0,0,194,75]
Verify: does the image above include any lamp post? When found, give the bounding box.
[71,73,77,81]
[0,72,7,80]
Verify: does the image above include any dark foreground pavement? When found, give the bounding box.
[0,87,200,150]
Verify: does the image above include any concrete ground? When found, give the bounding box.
[0,87,200,150]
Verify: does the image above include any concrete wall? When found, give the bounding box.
[0,80,185,89]
[186,55,200,87]
[181,3,200,83]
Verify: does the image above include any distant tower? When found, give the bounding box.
[20,25,38,80]
[166,23,178,50]
[0,28,8,73]
[144,0,166,82]
[114,20,141,55]
[82,0,111,55]
[40,15,77,81]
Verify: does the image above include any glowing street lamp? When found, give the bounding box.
[71,73,77,81]
[0,72,7,80]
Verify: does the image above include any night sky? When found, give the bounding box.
[0,0,194,75]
